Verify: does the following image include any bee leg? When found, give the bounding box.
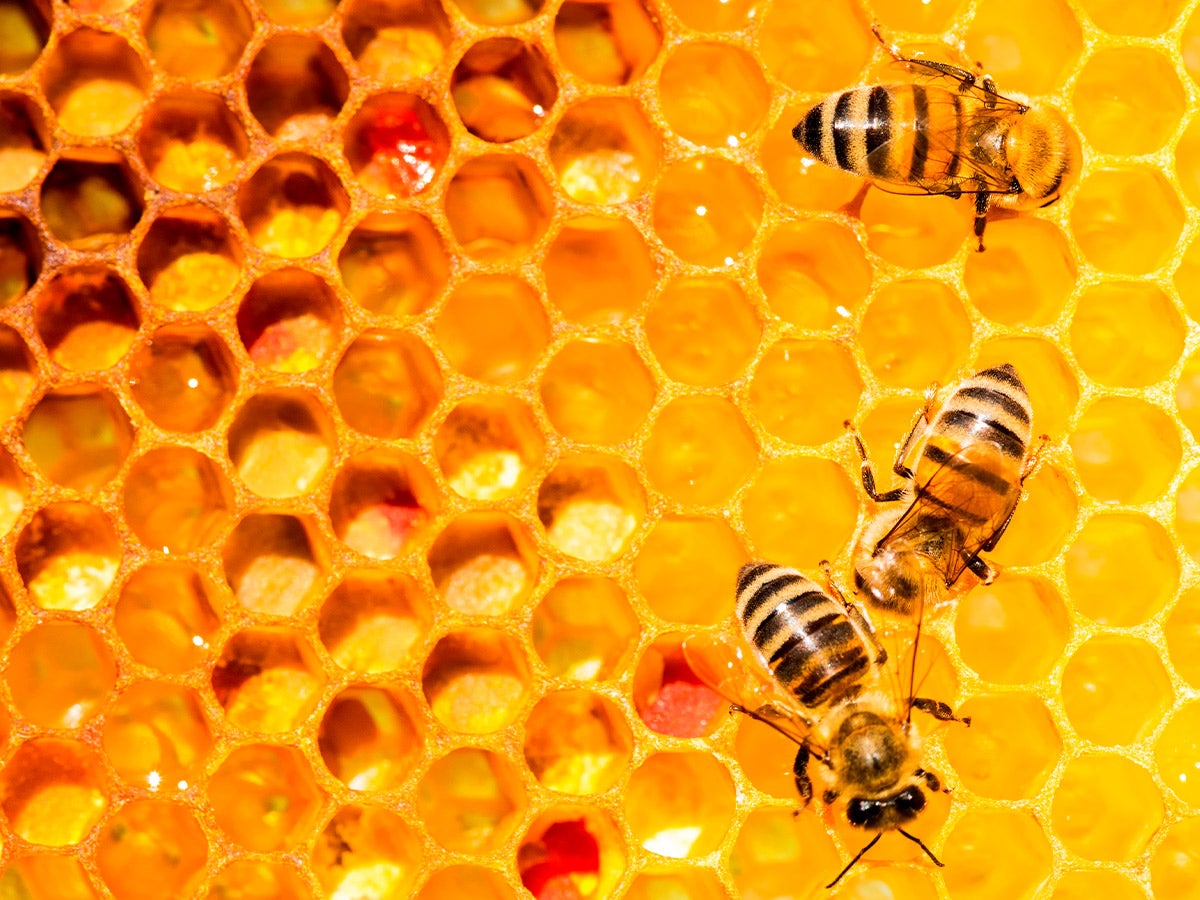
[793,745,813,809]
[870,21,905,62]
[826,833,883,889]
[891,394,937,480]
[965,553,998,583]
[974,191,990,251]
[821,560,889,667]
[914,768,944,793]
[911,696,971,727]
[844,420,907,503]
[897,829,945,868]
[1020,433,1053,482]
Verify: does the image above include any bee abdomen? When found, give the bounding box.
[937,364,1033,460]
[793,87,893,179]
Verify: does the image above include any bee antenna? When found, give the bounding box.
[825,833,881,889]
[897,828,945,868]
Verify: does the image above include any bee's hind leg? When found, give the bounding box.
[911,696,971,726]
[973,191,990,251]
[793,745,813,811]
[845,420,908,503]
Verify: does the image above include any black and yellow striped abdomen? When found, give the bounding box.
[736,563,870,709]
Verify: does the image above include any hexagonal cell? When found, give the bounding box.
[417,747,525,852]
[554,0,659,85]
[0,856,101,900]
[436,275,549,384]
[1051,871,1148,900]
[342,0,450,80]
[115,563,223,673]
[541,339,656,445]
[1071,282,1184,388]
[985,463,1078,568]
[205,860,311,900]
[223,514,327,617]
[625,752,734,859]
[659,41,767,149]
[35,266,139,371]
[942,810,1052,900]
[965,0,1081,93]
[1152,816,1200,899]
[101,682,212,792]
[749,339,861,446]
[643,277,759,387]
[452,0,541,24]
[138,91,248,193]
[1070,397,1180,504]
[237,268,342,373]
[209,744,325,851]
[40,153,143,250]
[0,0,50,75]
[1052,754,1162,862]
[1081,0,1183,33]
[319,686,422,791]
[532,577,639,680]
[955,576,1069,684]
[1067,512,1178,626]
[7,621,116,728]
[41,28,148,137]
[0,445,27,537]
[635,517,747,625]
[627,872,728,900]
[1176,466,1200,562]
[329,449,440,559]
[756,221,870,330]
[427,513,539,616]
[1167,587,1200,688]
[861,189,971,268]
[632,636,725,738]
[128,325,236,433]
[741,456,857,570]
[344,92,449,198]
[22,384,133,489]
[312,806,421,900]
[228,391,334,499]
[0,324,36,421]
[730,808,840,900]
[246,35,347,142]
[137,206,243,313]
[944,693,1061,800]
[519,809,625,899]
[643,396,758,507]
[1071,167,1184,275]
[15,501,120,610]
[861,280,973,388]
[445,154,554,261]
[211,628,325,733]
[537,454,645,562]
[653,156,762,266]
[1157,700,1200,807]
[525,690,632,795]
[1178,117,1200,207]
[238,153,348,258]
[1074,47,1183,155]
[452,37,556,143]
[318,570,432,673]
[433,397,543,502]
[338,211,448,317]
[0,93,48,192]
[763,100,861,213]
[97,799,206,900]
[975,335,1079,438]
[548,98,659,205]
[333,329,442,439]
[758,0,870,91]
[422,628,530,734]
[0,208,40,310]
[663,0,752,30]
[420,867,516,900]
[963,218,1076,326]
[0,738,108,846]
[142,0,252,78]
[1063,635,1173,746]
[123,447,232,553]
[545,215,655,325]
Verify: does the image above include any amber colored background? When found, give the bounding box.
[2,0,1200,896]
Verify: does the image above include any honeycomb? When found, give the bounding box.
[1,0,1199,896]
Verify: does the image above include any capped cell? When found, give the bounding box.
[1166,587,1200,688]
[955,575,1070,684]
[345,93,449,198]
[554,0,660,85]
[41,154,142,251]
[759,0,871,92]
[974,335,1079,437]
[537,454,645,562]
[42,28,148,137]
[101,682,213,792]
[0,856,101,900]
[1075,47,1183,155]
[642,396,758,507]
[16,501,120,611]
[1071,282,1184,388]
[35,266,139,371]
[338,211,448,317]
[861,280,972,389]
[115,563,223,674]
[653,156,762,266]
[756,221,871,329]
[247,35,347,141]
[532,576,639,680]
[741,456,857,570]
[0,325,35,421]
[97,800,206,900]
[138,91,248,193]
[329,449,440,559]
[427,512,539,616]
[1070,396,1180,504]
[625,752,734,858]
[660,41,768,148]
[417,747,525,852]
[334,330,441,440]
[964,218,1076,326]
[942,809,1052,900]
[237,268,342,373]
[419,867,516,900]
[238,153,348,258]
[128,325,237,433]
[965,0,1082,94]
[545,215,655,325]
[1071,167,1184,275]
[342,0,450,81]
[635,516,748,625]
[211,628,325,733]
[763,100,861,213]
[422,628,530,734]
[445,154,553,261]
[943,693,1061,800]
[318,570,432,674]
[549,97,660,204]
[0,0,50,75]
[633,636,725,739]
[22,384,133,490]
[541,339,656,445]
[433,397,543,501]
[730,808,840,900]
[222,514,327,617]
[524,690,632,795]
[209,744,325,851]
[0,93,48,192]
[1052,754,1162,861]
[228,391,334,499]
[137,205,243,313]
[142,0,252,78]
[1066,512,1178,626]
[123,447,232,554]
[452,37,557,143]
[453,0,542,24]
[319,685,422,791]
[206,860,311,900]
[1063,635,1172,746]
[1,738,108,846]
[749,339,861,446]
[0,445,26,537]
[7,621,116,728]
[519,809,626,899]
[435,275,549,384]
[312,805,421,898]
[645,276,761,387]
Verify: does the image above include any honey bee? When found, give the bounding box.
[685,562,969,888]
[847,363,1046,618]
[792,26,1079,250]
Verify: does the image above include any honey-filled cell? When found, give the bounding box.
[136,205,243,313]
[545,215,656,325]
[237,153,348,259]
[41,28,148,137]
[1051,871,1147,900]
[944,693,1061,800]
[318,569,431,674]
[1,738,109,846]
[537,454,645,563]
[524,690,632,795]
[15,501,121,611]
[1050,754,1163,862]
[227,391,334,499]
[1175,466,1200,563]
[40,153,143,251]
[127,326,236,435]
[984,463,1077,569]
[205,860,312,900]
[626,871,730,900]
[318,685,422,792]
[541,339,656,445]
[246,35,347,142]
[553,0,660,86]
[334,329,442,441]
[422,628,530,734]
[758,0,871,92]
[1166,587,1200,688]
[435,275,549,384]
[1151,816,1200,900]
[434,398,543,502]
[644,276,761,387]
[142,0,252,79]
[329,449,440,560]
[101,682,212,792]
[123,447,232,554]
[860,188,972,268]
[1069,396,1180,504]
[756,221,871,330]
[955,575,1070,684]
[1178,116,1200,208]
[634,516,748,625]
[344,93,449,198]
[22,384,133,490]
[0,855,101,900]
[942,809,1052,900]
[419,867,516,900]
[749,339,861,446]
[974,336,1079,438]
[653,156,762,266]
[7,620,116,729]
[312,804,422,899]
[964,218,1076,327]
[452,37,557,143]
[1070,167,1185,275]
[427,512,539,616]
[729,808,840,900]
[338,211,449,317]
[625,752,735,859]
[1066,512,1178,626]
[0,93,48,192]
[341,0,450,81]
[211,628,326,733]
[1070,282,1184,388]
[632,635,724,739]
[835,870,940,900]
[444,154,554,262]
[222,514,327,617]
[1074,47,1184,156]
[860,280,973,389]
[0,324,36,421]
[95,799,207,900]
[1062,635,1173,746]
[658,41,769,148]
[642,396,758,508]
[549,97,660,205]
[237,269,342,374]
[518,808,626,899]
[532,576,640,681]
[138,91,248,193]
[1081,0,1184,34]
[417,747,525,852]
[454,0,542,25]
[0,0,49,76]
[115,563,222,674]
[208,744,325,852]
[34,266,140,372]
[965,0,1082,94]
[1155,699,1200,807]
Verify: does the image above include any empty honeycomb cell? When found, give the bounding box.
[524,690,632,794]
[729,808,840,900]
[642,396,758,507]
[1156,700,1200,806]
[333,330,441,441]
[653,156,762,266]
[974,336,1079,437]
[7,621,116,728]
[1071,167,1185,275]
[208,744,324,851]
[1071,397,1180,504]
[1071,283,1184,388]
[434,398,543,502]
[312,804,421,898]
[1051,754,1163,861]
[0,324,37,420]
[861,280,973,389]
[658,41,768,148]
[518,808,625,898]
[1051,871,1148,900]
[1067,512,1177,625]
[22,384,133,490]
[1167,587,1200,687]
[861,190,972,269]
[545,215,656,325]
[237,268,341,373]
[1074,48,1184,155]
[329,450,439,559]
[1062,635,1173,746]
[423,628,530,733]
[633,635,724,739]
[741,456,857,570]
[942,809,1052,900]
[15,501,120,610]
[749,339,861,446]
[446,155,555,262]
[756,221,871,330]
[963,218,1076,327]
[965,0,1082,93]
[123,447,232,553]
[625,752,734,858]
[238,153,348,258]
[41,29,148,137]
[835,870,940,900]
[634,516,748,625]
[417,747,525,851]
[114,563,222,673]
[455,0,542,25]
[342,0,450,81]
[549,99,660,207]
[212,628,325,733]
[228,391,333,499]
[420,866,516,900]
[435,275,549,384]
[100,682,212,792]
[983,463,1077,568]
[0,210,40,311]
[128,325,237,433]
[428,513,538,615]
[1152,816,1200,899]
[954,576,1070,683]
[644,277,760,387]
[0,0,49,75]
[206,860,311,900]
[338,211,448,317]
[138,91,248,193]
[758,0,871,91]
[0,93,48,192]
[452,37,556,143]
[223,514,327,617]
[943,693,1061,800]
[537,454,645,562]
[0,856,101,900]
[345,93,449,199]
[246,35,347,142]
[40,153,143,250]
[142,0,252,79]
[553,0,660,86]
[532,576,639,680]
[35,267,139,373]
[318,685,422,791]
[96,799,206,900]
[0,446,26,536]
[136,206,243,313]
[763,100,862,213]
[0,738,108,846]
[319,570,430,673]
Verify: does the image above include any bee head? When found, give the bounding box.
[845,785,927,830]
[1001,104,1080,210]
[854,551,924,617]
